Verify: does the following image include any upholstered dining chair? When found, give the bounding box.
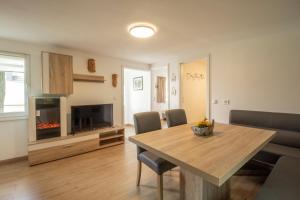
[134,111,176,200]
[165,109,187,127]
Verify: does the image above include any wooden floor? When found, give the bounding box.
[0,129,265,200]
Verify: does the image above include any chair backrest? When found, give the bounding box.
[133,112,162,154]
[165,109,187,127]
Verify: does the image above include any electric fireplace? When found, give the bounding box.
[71,104,113,133]
[35,98,61,140]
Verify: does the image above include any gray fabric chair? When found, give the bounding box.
[256,156,300,200]
[165,109,187,127]
[134,112,176,200]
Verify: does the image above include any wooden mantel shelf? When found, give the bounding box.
[73,74,105,83]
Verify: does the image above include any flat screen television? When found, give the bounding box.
[71,104,113,133]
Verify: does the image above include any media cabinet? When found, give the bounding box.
[28,126,125,165]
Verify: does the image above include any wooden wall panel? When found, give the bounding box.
[48,53,73,95]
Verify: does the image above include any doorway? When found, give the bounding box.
[123,68,151,125]
[151,65,169,119]
[180,57,210,123]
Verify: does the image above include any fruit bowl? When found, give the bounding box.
[191,119,214,137]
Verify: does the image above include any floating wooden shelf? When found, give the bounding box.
[73,74,105,83]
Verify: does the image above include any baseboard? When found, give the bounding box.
[0,156,28,165]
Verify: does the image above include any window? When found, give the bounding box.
[0,53,27,117]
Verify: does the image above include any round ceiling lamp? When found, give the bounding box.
[128,23,157,38]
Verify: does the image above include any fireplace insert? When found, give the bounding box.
[71,104,113,133]
[36,98,61,140]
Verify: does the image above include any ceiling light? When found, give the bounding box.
[128,23,157,38]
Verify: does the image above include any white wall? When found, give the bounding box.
[0,38,149,161]
[151,65,169,116]
[209,28,300,123]
[155,27,300,124]
[123,68,151,125]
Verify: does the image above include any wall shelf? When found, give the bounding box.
[73,74,105,83]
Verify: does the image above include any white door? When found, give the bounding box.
[181,59,208,123]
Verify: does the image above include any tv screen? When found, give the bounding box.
[71,104,113,133]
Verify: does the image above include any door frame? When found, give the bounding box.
[179,54,211,120]
[121,66,151,125]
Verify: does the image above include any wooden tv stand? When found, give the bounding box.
[28,126,125,165]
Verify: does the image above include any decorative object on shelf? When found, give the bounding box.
[112,74,118,87]
[191,119,214,137]
[87,58,96,73]
[171,73,176,82]
[133,76,143,90]
[73,74,105,83]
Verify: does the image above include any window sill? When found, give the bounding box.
[0,114,28,122]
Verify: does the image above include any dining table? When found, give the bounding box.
[129,123,275,200]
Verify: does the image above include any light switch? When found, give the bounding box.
[212,99,218,104]
[223,99,230,105]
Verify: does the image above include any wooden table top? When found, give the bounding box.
[129,123,275,186]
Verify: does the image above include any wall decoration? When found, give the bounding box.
[112,74,118,87]
[185,73,205,80]
[171,87,177,96]
[87,58,96,72]
[133,76,143,91]
[171,73,177,82]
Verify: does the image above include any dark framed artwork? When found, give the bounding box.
[133,76,143,90]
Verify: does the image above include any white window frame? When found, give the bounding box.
[0,51,30,121]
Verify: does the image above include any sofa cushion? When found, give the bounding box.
[230,110,273,128]
[262,143,300,159]
[230,110,300,132]
[271,112,300,132]
[272,130,300,148]
[256,156,300,200]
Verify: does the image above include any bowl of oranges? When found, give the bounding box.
[192,118,215,137]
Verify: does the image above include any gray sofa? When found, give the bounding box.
[229,110,300,199]
[230,110,300,166]
[256,156,300,200]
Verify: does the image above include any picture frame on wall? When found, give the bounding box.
[133,76,143,91]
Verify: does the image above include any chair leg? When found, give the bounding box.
[136,160,142,186]
[157,174,163,200]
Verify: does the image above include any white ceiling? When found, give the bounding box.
[0,0,300,64]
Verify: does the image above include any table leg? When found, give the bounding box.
[180,168,230,200]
